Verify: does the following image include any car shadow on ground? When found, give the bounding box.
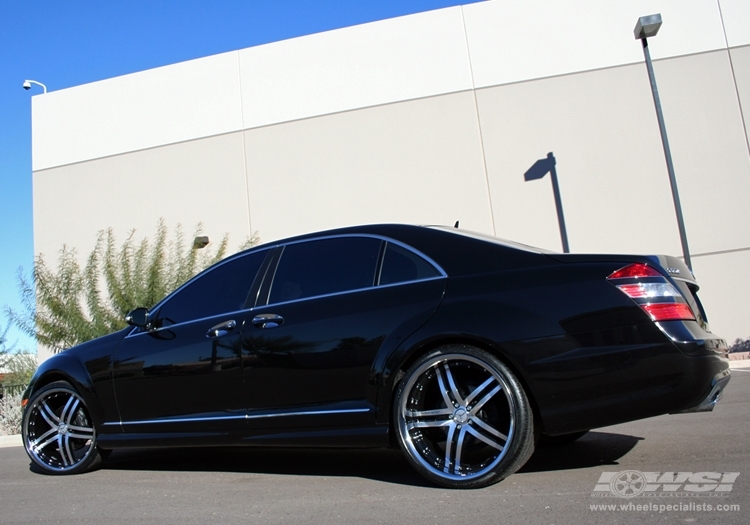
[100,430,641,487]
[520,431,642,473]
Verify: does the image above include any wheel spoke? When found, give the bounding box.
[442,363,465,405]
[40,401,60,426]
[470,384,502,414]
[67,423,94,435]
[406,407,453,419]
[435,366,456,409]
[61,397,79,425]
[31,427,58,448]
[465,376,497,407]
[407,418,453,429]
[67,431,94,440]
[471,415,508,441]
[466,424,505,450]
[443,422,457,473]
[33,433,60,453]
[454,426,468,474]
[59,435,73,466]
[442,424,470,474]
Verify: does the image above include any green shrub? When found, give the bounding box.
[6,220,258,353]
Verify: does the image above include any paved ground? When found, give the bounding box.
[1,371,748,525]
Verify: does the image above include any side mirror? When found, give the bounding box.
[125,307,150,328]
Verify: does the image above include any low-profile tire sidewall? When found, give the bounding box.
[394,345,535,489]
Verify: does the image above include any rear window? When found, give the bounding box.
[379,243,441,285]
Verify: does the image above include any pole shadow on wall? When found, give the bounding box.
[524,152,570,253]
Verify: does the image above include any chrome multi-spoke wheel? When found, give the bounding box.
[394,345,534,489]
[22,381,103,475]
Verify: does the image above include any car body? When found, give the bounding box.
[21,224,730,488]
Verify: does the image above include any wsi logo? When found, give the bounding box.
[592,471,740,498]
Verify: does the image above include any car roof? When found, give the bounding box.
[250,224,554,276]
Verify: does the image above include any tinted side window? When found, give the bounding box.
[158,249,268,325]
[379,243,440,285]
[269,237,381,304]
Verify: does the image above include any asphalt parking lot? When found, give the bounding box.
[1,371,748,525]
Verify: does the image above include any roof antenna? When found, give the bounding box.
[454,221,460,228]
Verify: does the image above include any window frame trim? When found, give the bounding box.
[259,233,446,309]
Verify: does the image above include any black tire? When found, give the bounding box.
[539,430,589,447]
[22,381,104,475]
[393,345,535,489]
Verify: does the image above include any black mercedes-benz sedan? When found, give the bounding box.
[21,224,730,488]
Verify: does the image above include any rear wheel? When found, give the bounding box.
[22,381,104,475]
[393,345,534,489]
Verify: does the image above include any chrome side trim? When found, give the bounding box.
[245,407,370,420]
[104,407,371,427]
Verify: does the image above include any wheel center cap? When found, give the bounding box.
[452,407,469,424]
[58,423,69,435]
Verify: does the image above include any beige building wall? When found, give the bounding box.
[31,0,750,360]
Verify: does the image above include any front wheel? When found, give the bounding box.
[393,345,535,489]
[22,381,104,475]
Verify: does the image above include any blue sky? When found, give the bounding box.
[0,0,482,351]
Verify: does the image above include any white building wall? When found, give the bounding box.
[238,7,475,129]
[32,52,245,171]
[31,0,750,360]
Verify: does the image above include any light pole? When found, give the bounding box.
[634,13,692,271]
[23,79,47,93]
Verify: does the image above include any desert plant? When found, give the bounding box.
[6,220,259,353]
[0,320,13,370]
[728,337,750,353]
[0,391,23,436]
[2,352,37,388]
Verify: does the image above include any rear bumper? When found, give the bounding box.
[526,322,731,434]
[673,367,731,413]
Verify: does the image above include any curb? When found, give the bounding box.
[0,434,22,448]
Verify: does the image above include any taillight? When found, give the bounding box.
[607,263,695,322]
[607,263,662,279]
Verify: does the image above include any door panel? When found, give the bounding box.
[111,249,269,435]
[112,316,245,434]
[241,279,446,428]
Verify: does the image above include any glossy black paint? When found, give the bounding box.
[24,224,730,450]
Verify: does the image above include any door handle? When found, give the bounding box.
[252,313,284,329]
[205,319,237,338]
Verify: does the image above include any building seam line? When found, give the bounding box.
[236,51,254,237]
[717,0,750,160]
[461,6,496,236]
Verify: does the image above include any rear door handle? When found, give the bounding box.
[206,319,237,338]
[252,314,284,329]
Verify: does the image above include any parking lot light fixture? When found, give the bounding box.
[634,13,692,271]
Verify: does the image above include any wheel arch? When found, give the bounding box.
[25,355,104,428]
